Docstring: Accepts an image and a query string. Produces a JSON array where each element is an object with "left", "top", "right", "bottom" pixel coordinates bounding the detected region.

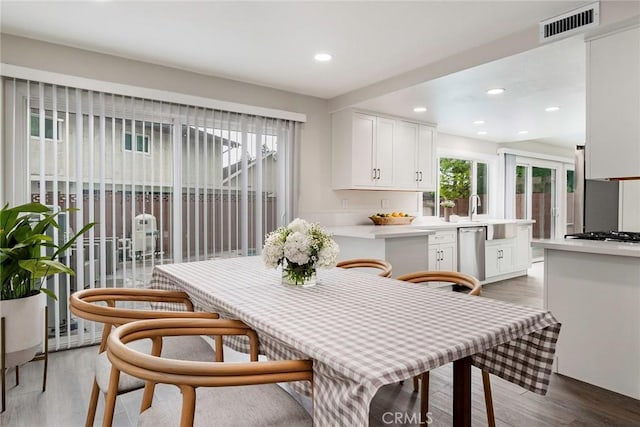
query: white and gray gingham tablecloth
[{"left": 148, "top": 257, "right": 561, "bottom": 426}]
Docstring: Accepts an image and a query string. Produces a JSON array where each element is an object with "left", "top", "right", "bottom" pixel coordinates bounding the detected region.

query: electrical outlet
[{"left": 381, "top": 199, "right": 389, "bottom": 209}]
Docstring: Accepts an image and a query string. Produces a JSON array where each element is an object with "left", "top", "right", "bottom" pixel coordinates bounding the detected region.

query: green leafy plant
[{"left": 1, "top": 202, "right": 95, "bottom": 300}]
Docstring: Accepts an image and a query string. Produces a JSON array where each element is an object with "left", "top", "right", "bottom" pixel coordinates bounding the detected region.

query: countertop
[
  {"left": 328, "top": 219, "right": 534, "bottom": 240},
  {"left": 532, "top": 238, "right": 640, "bottom": 258}
]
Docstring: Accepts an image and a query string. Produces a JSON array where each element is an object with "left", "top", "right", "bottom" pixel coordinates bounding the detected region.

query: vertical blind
[{"left": 1, "top": 77, "right": 300, "bottom": 349}]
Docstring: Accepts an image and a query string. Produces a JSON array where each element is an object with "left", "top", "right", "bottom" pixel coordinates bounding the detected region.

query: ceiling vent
[{"left": 540, "top": 2, "right": 600, "bottom": 43}]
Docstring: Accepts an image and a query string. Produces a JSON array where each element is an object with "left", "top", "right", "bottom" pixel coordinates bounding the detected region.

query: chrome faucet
[{"left": 468, "top": 194, "right": 481, "bottom": 221}]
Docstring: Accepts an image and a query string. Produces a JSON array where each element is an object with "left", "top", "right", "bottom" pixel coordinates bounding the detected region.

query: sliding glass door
[
  {"left": 531, "top": 166, "right": 557, "bottom": 258},
  {"left": 2, "top": 78, "right": 298, "bottom": 349}
]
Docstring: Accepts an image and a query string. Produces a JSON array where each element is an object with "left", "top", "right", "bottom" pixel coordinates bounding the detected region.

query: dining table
[{"left": 148, "top": 256, "right": 561, "bottom": 427}]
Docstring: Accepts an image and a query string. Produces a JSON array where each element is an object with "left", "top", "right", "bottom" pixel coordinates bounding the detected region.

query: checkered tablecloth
[{"left": 148, "top": 257, "right": 561, "bottom": 426}]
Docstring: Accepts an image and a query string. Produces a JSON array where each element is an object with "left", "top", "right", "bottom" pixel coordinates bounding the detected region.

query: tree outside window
[
  {"left": 439, "top": 158, "right": 471, "bottom": 216},
  {"left": 437, "top": 157, "right": 489, "bottom": 217}
]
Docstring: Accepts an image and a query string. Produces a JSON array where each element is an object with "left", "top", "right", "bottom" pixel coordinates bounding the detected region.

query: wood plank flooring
[{"left": 2, "top": 262, "right": 639, "bottom": 426}]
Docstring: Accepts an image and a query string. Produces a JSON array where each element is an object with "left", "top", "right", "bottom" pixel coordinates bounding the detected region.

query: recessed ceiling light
[
  {"left": 477, "top": 131, "right": 488, "bottom": 135},
  {"left": 545, "top": 106, "right": 560, "bottom": 112},
  {"left": 518, "top": 130, "right": 529, "bottom": 135},
  {"left": 413, "top": 107, "right": 427, "bottom": 113},
  {"left": 473, "top": 120, "right": 485, "bottom": 125},
  {"left": 486, "top": 88, "right": 505, "bottom": 95},
  {"left": 314, "top": 53, "right": 332, "bottom": 62}
]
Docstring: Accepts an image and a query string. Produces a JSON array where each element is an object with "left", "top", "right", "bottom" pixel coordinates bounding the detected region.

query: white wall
[
  {"left": 437, "top": 133, "right": 499, "bottom": 157},
  {"left": 499, "top": 140, "right": 574, "bottom": 159}
]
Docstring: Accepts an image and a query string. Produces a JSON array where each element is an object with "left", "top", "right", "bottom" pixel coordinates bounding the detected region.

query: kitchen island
[
  {"left": 328, "top": 219, "right": 534, "bottom": 281},
  {"left": 532, "top": 239, "right": 640, "bottom": 399}
]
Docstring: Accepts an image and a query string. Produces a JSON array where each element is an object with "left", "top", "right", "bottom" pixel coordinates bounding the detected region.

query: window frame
[
  {"left": 431, "top": 149, "right": 497, "bottom": 219},
  {"left": 123, "top": 132, "right": 151, "bottom": 155},
  {"left": 30, "top": 112, "right": 64, "bottom": 142}
]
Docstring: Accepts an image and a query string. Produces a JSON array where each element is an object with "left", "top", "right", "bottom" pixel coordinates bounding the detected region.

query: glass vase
[{"left": 281, "top": 260, "right": 317, "bottom": 287}]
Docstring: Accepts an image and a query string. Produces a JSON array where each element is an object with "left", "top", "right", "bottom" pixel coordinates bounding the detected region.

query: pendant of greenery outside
[{"left": 1, "top": 202, "right": 95, "bottom": 301}]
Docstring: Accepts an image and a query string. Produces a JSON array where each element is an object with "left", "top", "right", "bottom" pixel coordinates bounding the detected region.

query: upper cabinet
[
  {"left": 394, "top": 121, "right": 437, "bottom": 191},
  {"left": 587, "top": 26, "right": 640, "bottom": 179},
  {"left": 332, "top": 109, "right": 437, "bottom": 191}
]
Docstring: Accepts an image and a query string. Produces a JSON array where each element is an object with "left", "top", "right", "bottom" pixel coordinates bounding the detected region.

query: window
[
  {"left": 124, "top": 132, "right": 150, "bottom": 153},
  {"left": 30, "top": 112, "right": 63, "bottom": 141},
  {"left": 437, "top": 157, "right": 489, "bottom": 217},
  {"left": 515, "top": 165, "right": 527, "bottom": 219}
]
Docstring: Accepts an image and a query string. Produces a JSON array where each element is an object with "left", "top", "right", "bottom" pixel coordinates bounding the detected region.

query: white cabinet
[
  {"left": 332, "top": 109, "right": 437, "bottom": 190},
  {"left": 394, "top": 121, "right": 437, "bottom": 191},
  {"left": 428, "top": 230, "right": 457, "bottom": 271},
  {"left": 485, "top": 239, "right": 515, "bottom": 278},
  {"left": 587, "top": 26, "right": 640, "bottom": 179},
  {"left": 335, "top": 112, "right": 395, "bottom": 188},
  {"left": 333, "top": 111, "right": 393, "bottom": 189},
  {"left": 513, "top": 224, "right": 532, "bottom": 271},
  {"left": 417, "top": 125, "right": 437, "bottom": 190}
]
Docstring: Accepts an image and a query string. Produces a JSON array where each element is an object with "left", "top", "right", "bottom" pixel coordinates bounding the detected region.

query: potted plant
[
  {"left": 1, "top": 202, "right": 94, "bottom": 367},
  {"left": 440, "top": 200, "right": 455, "bottom": 222}
]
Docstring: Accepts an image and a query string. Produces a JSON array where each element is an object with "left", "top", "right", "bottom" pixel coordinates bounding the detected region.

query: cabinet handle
[
  {"left": 419, "top": 171, "right": 423, "bottom": 181},
  {"left": 416, "top": 171, "right": 419, "bottom": 182},
  {"left": 377, "top": 168, "right": 381, "bottom": 179},
  {"left": 372, "top": 168, "right": 376, "bottom": 180}
]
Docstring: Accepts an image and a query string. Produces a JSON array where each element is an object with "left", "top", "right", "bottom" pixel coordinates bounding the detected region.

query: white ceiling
[
  {"left": 356, "top": 36, "right": 586, "bottom": 146},
  {"left": 1, "top": 1, "right": 590, "bottom": 147}
]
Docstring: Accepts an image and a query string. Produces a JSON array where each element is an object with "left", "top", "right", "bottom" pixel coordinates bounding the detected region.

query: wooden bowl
[{"left": 369, "top": 216, "right": 415, "bottom": 225}]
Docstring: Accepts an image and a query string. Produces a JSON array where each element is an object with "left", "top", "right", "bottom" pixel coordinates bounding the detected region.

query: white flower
[
  {"left": 316, "top": 239, "right": 339, "bottom": 268},
  {"left": 262, "top": 229, "right": 286, "bottom": 268},
  {"left": 288, "top": 218, "right": 309, "bottom": 234},
  {"left": 284, "top": 231, "right": 312, "bottom": 265},
  {"left": 262, "top": 218, "right": 340, "bottom": 273}
]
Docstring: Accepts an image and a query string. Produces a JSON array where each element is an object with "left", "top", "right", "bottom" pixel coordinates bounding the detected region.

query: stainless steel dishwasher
[{"left": 458, "top": 226, "right": 486, "bottom": 281}]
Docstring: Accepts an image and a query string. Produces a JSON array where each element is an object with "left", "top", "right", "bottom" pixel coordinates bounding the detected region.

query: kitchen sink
[{"left": 486, "top": 223, "right": 517, "bottom": 240}]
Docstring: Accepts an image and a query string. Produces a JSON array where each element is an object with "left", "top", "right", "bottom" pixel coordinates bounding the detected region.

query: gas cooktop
[{"left": 565, "top": 231, "right": 640, "bottom": 243}]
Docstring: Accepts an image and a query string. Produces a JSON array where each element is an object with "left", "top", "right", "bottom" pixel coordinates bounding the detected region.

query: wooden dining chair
[
  {"left": 395, "top": 271, "right": 495, "bottom": 427},
  {"left": 106, "top": 317, "right": 313, "bottom": 427},
  {"left": 70, "top": 288, "right": 222, "bottom": 427},
  {"left": 336, "top": 258, "right": 393, "bottom": 277}
]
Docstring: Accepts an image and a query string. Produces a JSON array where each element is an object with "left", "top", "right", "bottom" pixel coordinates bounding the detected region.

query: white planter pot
[{"left": 1, "top": 292, "right": 46, "bottom": 368}]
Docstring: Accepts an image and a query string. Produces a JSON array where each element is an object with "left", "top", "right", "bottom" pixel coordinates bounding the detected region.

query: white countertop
[
  {"left": 532, "top": 238, "right": 640, "bottom": 258},
  {"left": 327, "top": 225, "right": 436, "bottom": 239},
  {"left": 328, "top": 219, "right": 534, "bottom": 240}
]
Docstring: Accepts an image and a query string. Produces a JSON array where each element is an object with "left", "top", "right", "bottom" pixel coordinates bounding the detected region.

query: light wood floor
[{"left": 2, "top": 263, "right": 639, "bottom": 426}]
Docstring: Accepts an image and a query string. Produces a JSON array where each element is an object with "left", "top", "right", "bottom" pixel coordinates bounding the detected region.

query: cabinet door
[
  {"left": 499, "top": 244, "right": 514, "bottom": 273},
  {"left": 417, "top": 125, "right": 437, "bottom": 190},
  {"left": 485, "top": 244, "right": 500, "bottom": 278},
  {"left": 375, "top": 117, "right": 395, "bottom": 186},
  {"left": 438, "top": 244, "right": 456, "bottom": 271},
  {"left": 587, "top": 27, "right": 640, "bottom": 179},
  {"left": 428, "top": 246, "right": 439, "bottom": 271},
  {"left": 514, "top": 225, "right": 531, "bottom": 271},
  {"left": 394, "top": 121, "right": 418, "bottom": 188},
  {"left": 352, "top": 113, "right": 376, "bottom": 186}
]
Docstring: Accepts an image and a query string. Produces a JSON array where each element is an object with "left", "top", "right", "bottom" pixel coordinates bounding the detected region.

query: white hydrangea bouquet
[{"left": 262, "top": 218, "right": 339, "bottom": 286}]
